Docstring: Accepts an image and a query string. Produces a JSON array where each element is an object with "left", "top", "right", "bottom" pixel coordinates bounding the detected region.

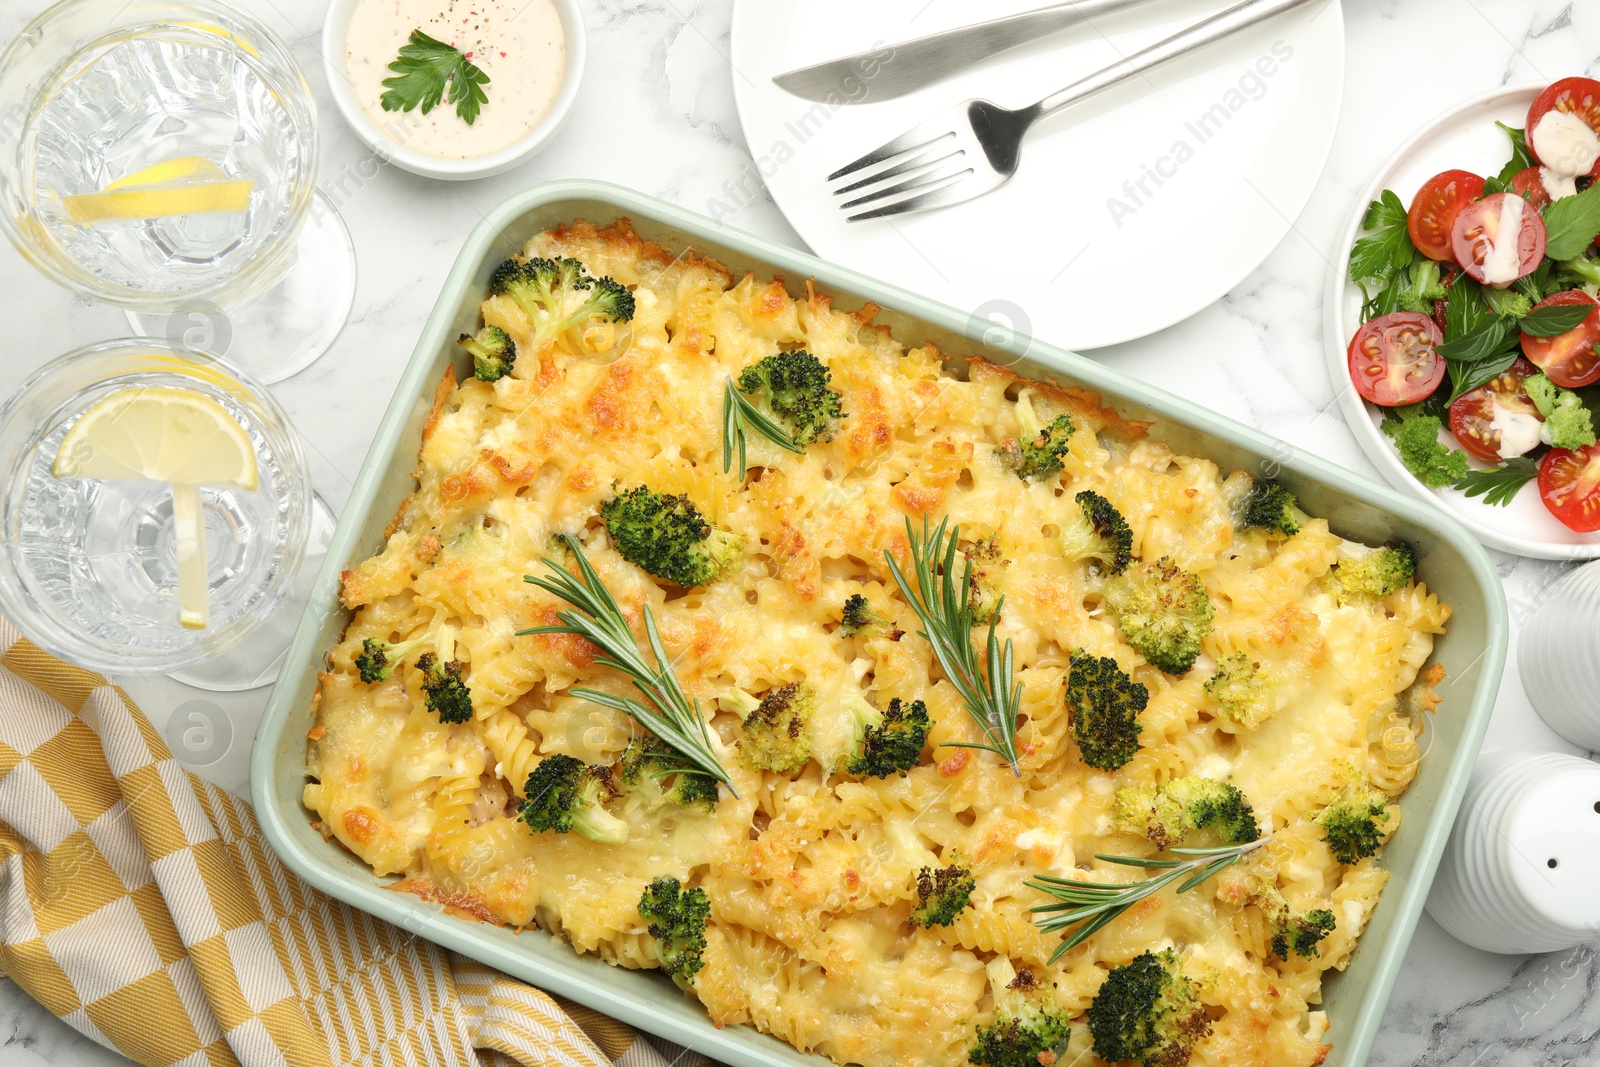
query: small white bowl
[{"left": 321, "top": 0, "right": 585, "bottom": 180}]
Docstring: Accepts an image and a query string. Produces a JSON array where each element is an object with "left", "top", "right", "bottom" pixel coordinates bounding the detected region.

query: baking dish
[{"left": 251, "top": 179, "right": 1508, "bottom": 1067}]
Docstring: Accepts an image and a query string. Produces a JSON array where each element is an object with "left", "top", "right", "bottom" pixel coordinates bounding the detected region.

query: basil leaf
[
  {"left": 1453, "top": 457, "right": 1539, "bottom": 507},
  {"left": 1436, "top": 316, "right": 1513, "bottom": 362},
  {"left": 1520, "top": 301, "right": 1595, "bottom": 337},
  {"left": 1542, "top": 181, "right": 1600, "bottom": 261},
  {"left": 1349, "top": 191, "right": 1415, "bottom": 284},
  {"left": 1491, "top": 123, "right": 1534, "bottom": 186},
  {"left": 1448, "top": 353, "right": 1520, "bottom": 402},
  {"left": 1443, "top": 275, "right": 1489, "bottom": 341}
]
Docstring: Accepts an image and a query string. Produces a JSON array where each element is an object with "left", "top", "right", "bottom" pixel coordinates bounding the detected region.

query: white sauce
[
  {"left": 1488, "top": 398, "right": 1543, "bottom": 459},
  {"left": 1477, "top": 194, "right": 1527, "bottom": 286},
  {"left": 345, "top": 0, "right": 566, "bottom": 160},
  {"left": 1540, "top": 166, "right": 1579, "bottom": 202},
  {"left": 1531, "top": 109, "right": 1600, "bottom": 179}
]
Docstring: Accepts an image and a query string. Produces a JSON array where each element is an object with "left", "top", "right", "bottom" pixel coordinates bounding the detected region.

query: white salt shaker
[
  {"left": 1427, "top": 751, "right": 1600, "bottom": 954},
  {"left": 1518, "top": 560, "right": 1600, "bottom": 750}
]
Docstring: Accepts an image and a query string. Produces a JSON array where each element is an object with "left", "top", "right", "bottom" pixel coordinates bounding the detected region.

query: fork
[{"left": 829, "top": 0, "right": 1321, "bottom": 221}]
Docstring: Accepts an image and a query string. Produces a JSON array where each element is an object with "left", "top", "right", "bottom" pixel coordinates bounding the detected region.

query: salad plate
[
  {"left": 729, "top": 0, "right": 1344, "bottom": 351},
  {"left": 1327, "top": 83, "right": 1600, "bottom": 560}
]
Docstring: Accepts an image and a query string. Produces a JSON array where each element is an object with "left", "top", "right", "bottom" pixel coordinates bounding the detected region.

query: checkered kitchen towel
[{"left": 0, "top": 618, "right": 712, "bottom": 1067}]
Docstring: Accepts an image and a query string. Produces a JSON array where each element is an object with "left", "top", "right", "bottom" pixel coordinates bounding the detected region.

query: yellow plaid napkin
[{"left": 0, "top": 618, "right": 712, "bottom": 1067}]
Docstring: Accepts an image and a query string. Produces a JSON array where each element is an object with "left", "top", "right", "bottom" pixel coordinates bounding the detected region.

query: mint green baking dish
[{"left": 251, "top": 179, "right": 1508, "bottom": 1067}]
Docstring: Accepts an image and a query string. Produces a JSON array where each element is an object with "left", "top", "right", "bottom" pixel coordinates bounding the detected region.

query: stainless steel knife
[{"left": 771, "top": 0, "right": 1150, "bottom": 104}]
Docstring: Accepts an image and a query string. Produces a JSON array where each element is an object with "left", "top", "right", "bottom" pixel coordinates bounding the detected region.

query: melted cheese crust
[{"left": 306, "top": 219, "right": 1452, "bottom": 1067}]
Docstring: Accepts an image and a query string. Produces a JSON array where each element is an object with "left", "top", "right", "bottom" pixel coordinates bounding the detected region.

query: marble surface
[{"left": 1, "top": 0, "right": 1598, "bottom": 1064}]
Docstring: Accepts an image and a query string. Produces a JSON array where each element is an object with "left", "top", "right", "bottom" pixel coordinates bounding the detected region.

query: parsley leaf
[
  {"left": 1541, "top": 181, "right": 1600, "bottom": 261},
  {"left": 380, "top": 29, "right": 491, "bottom": 126},
  {"left": 1349, "top": 191, "right": 1416, "bottom": 287},
  {"left": 1453, "top": 457, "right": 1539, "bottom": 507},
  {"left": 1519, "top": 301, "right": 1596, "bottom": 337}
]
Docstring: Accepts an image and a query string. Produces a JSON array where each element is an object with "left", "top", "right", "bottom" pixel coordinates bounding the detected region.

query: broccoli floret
[
  {"left": 964, "top": 535, "right": 1009, "bottom": 624},
  {"left": 1556, "top": 253, "right": 1600, "bottom": 290},
  {"left": 1381, "top": 414, "right": 1470, "bottom": 488},
  {"left": 518, "top": 753, "right": 629, "bottom": 844},
  {"left": 1330, "top": 541, "right": 1417, "bottom": 603},
  {"left": 1255, "top": 886, "right": 1336, "bottom": 961},
  {"left": 354, "top": 623, "right": 455, "bottom": 684},
  {"left": 619, "top": 737, "right": 719, "bottom": 811},
  {"left": 1526, "top": 374, "right": 1598, "bottom": 450},
  {"left": 1318, "top": 781, "right": 1394, "bottom": 864},
  {"left": 910, "top": 862, "right": 975, "bottom": 928},
  {"left": 1482, "top": 282, "right": 1532, "bottom": 320},
  {"left": 1003, "top": 391, "right": 1075, "bottom": 481},
  {"left": 599, "top": 485, "right": 744, "bottom": 587},
  {"left": 1105, "top": 557, "right": 1214, "bottom": 676},
  {"left": 637, "top": 876, "right": 711, "bottom": 987},
  {"left": 356, "top": 625, "right": 473, "bottom": 720},
  {"left": 1202, "top": 653, "right": 1277, "bottom": 730},
  {"left": 846, "top": 697, "right": 931, "bottom": 779},
  {"left": 415, "top": 652, "right": 474, "bottom": 724},
  {"left": 1112, "top": 776, "right": 1261, "bottom": 850},
  {"left": 1066, "top": 650, "right": 1149, "bottom": 771},
  {"left": 839, "top": 593, "right": 903, "bottom": 639},
  {"left": 488, "top": 255, "right": 634, "bottom": 358},
  {"left": 457, "top": 325, "right": 516, "bottom": 381},
  {"left": 737, "top": 682, "right": 815, "bottom": 774},
  {"left": 1238, "top": 480, "right": 1312, "bottom": 538},
  {"left": 969, "top": 971, "right": 1071, "bottom": 1067},
  {"left": 1062, "top": 490, "right": 1133, "bottom": 575},
  {"left": 736, "top": 350, "right": 845, "bottom": 447},
  {"left": 1087, "top": 950, "right": 1211, "bottom": 1067},
  {"left": 1395, "top": 257, "right": 1448, "bottom": 316}
]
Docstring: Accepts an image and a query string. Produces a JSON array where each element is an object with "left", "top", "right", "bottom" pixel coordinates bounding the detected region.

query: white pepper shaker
[
  {"left": 1518, "top": 560, "right": 1600, "bottom": 750},
  {"left": 1426, "top": 751, "right": 1600, "bottom": 954}
]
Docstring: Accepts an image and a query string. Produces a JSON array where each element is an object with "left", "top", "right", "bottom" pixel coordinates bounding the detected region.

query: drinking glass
[
  {"left": 0, "top": 0, "right": 356, "bottom": 384},
  {"left": 0, "top": 339, "right": 311, "bottom": 677}
]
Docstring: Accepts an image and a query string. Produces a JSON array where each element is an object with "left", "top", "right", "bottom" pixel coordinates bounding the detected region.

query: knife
[{"left": 771, "top": 0, "right": 1151, "bottom": 104}]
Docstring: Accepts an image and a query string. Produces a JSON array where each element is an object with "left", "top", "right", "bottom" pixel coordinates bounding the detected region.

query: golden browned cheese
[{"left": 305, "top": 219, "right": 1452, "bottom": 1067}]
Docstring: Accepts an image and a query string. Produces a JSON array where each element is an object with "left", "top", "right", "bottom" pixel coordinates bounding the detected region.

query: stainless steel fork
[{"left": 829, "top": 0, "right": 1321, "bottom": 222}]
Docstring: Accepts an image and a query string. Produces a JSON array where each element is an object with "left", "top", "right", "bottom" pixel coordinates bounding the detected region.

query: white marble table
[{"left": 2, "top": 0, "right": 1597, "bottom": 1064}]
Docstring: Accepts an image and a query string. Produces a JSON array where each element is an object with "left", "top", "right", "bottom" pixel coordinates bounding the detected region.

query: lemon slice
[
  {"left": 62, "top": 156, "right": 253, "bottom": 224},
  {"left": 54, "top": 387, "right": 259, "bottom": 629}
]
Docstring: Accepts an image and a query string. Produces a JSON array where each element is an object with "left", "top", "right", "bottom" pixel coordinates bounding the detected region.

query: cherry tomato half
[
  {"left": 1539, "top": 443, "right": 1600, "bottom": 532},
  {"left": 1526, "top": 77, "right": 1600, "bottom": 165},
  {"left": 1408, "top": 170, "right": 1486, "bottom": 263},
  {"left": 1451, "top": 192, "right": 1547, "bottom": 287},
  {"left": 1348, "top": 312, "right": 1446, "bottom": 407},
  {"left": 1521, "top": 290, "right": 1600, "bottom": 388},
  {"left": 1448, "top": 358, "right": 1543, "bottom": 463},
  {"left": 1510, "top": 166, "right": 1554, "bottom": 210}
]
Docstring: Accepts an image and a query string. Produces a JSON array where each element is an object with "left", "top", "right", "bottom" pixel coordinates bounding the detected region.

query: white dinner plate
[
  {"left": 1325, "top": 84, "right": 1600, "bottom": 561},
  {"left": 729, "top": 0, "right": 1344, "bottom": 351}
]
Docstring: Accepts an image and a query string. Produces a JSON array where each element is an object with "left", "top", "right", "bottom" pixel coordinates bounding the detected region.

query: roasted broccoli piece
[
  {"left": 1003, "top": 391, "right": 1076, "bottom": 481},
  {"left": 1238, "top": 480, "right": 1312, "bottom": 538},
  {"left": 846, "top": 697, "right": 931, "bottom": 779},
  {"left": 1105, "top": 557, "right": 1214, "bottom": 675},
  {"left": 415, "top": 652, "right": 474, "bottom": 724},
  {"left": 619, "top": 737, "right": 719, "bottom": 811},
  {"left": 1087, "top": 950, "right": 1211, "bottom": 1067},
  {"left": 1112, "top": 776, "right": 1261, "bottom": 850},
  {"left": 599, "top": 485, "right": 744, "bottom": 587},
  {"left": 518, "top": 754, "right": 629, "bottom": 844},
  {"left": 1330, "top": 541, "right": 1417, "bottom": 604},
  {"left": 736, "top": 350, "right": 845, "bottom": 447},
  {"left": 1381, "top": 414, "right": 1470, "bottom": 489},
  {"left": 736, "top": 682, "right": 815, "bottom": 774},
  {"left": 910, "top": 862, "right": 975, "bottom": 928},
  {"left": 356, "top": 625, "right": 473, "bottom": 720},
  {"left": 1066, "top": 650, "right": 1149, "bottom": 772},
  {"left": 969, "top": 970, "right": 1071, "bottom": 1067},
  {"left": 637, "top": 876, "right": 711, "bottom": 987},
  {"left": 1202, "top": 653, "right": 1277, "bottom": 730},
  {"left": 354, "top": 624, "right": 452, "bottom": 684},
  {"left": 1062, "top": 490, "right": 1133, "bottom": 575},
  {"left": 964, "top": 534, "right": 1009, "bottom": 625},
  {"left": 1255, "top": 886, "right": 1337, "bottom": 961},
  {"left": 1318, "top": 781, "right": 1394, "bottom": 864},
  {"left": 1526, "top": 374, "right": 1598, "bottom": 450},
  {"left": 839, "top": 593, "right": 902, "bottom": 639},
  {"left": 457, "top": 325, "right": 517, "bottom": 381},
  {"left": 488, "top": 255, "right": 634, "bottom": 358}
]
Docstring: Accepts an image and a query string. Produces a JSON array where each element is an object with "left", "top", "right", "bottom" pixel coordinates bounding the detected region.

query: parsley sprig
[{"left": 380, "top": 29, "right": 491, "bottom": 126}]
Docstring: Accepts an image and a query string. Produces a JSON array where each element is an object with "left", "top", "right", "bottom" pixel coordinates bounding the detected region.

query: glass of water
[
  {"left": 0, "top": 339, "right": 311, "bottom": 676},
  {"left": 0, "top": 0, "right": 356, "bottom": 383}
]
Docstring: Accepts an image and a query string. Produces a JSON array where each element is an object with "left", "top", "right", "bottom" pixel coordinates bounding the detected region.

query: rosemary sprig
[
  {"left": 722, "top": 377, "right": 804, "bottom": 474},
  {"left": 518, "top": 535, "right": 737, "bottom": 796},
  {"left": 884, "top": 516, "right": 1023, "bottom": 775},
  {"left": 1029, "top": 838, "right": 1271, "bottom": 961}
]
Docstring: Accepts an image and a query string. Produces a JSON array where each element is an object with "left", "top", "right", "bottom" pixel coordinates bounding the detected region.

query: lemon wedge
[{"left": 54, "top": 387, "right": 259, "bottom": 630}]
